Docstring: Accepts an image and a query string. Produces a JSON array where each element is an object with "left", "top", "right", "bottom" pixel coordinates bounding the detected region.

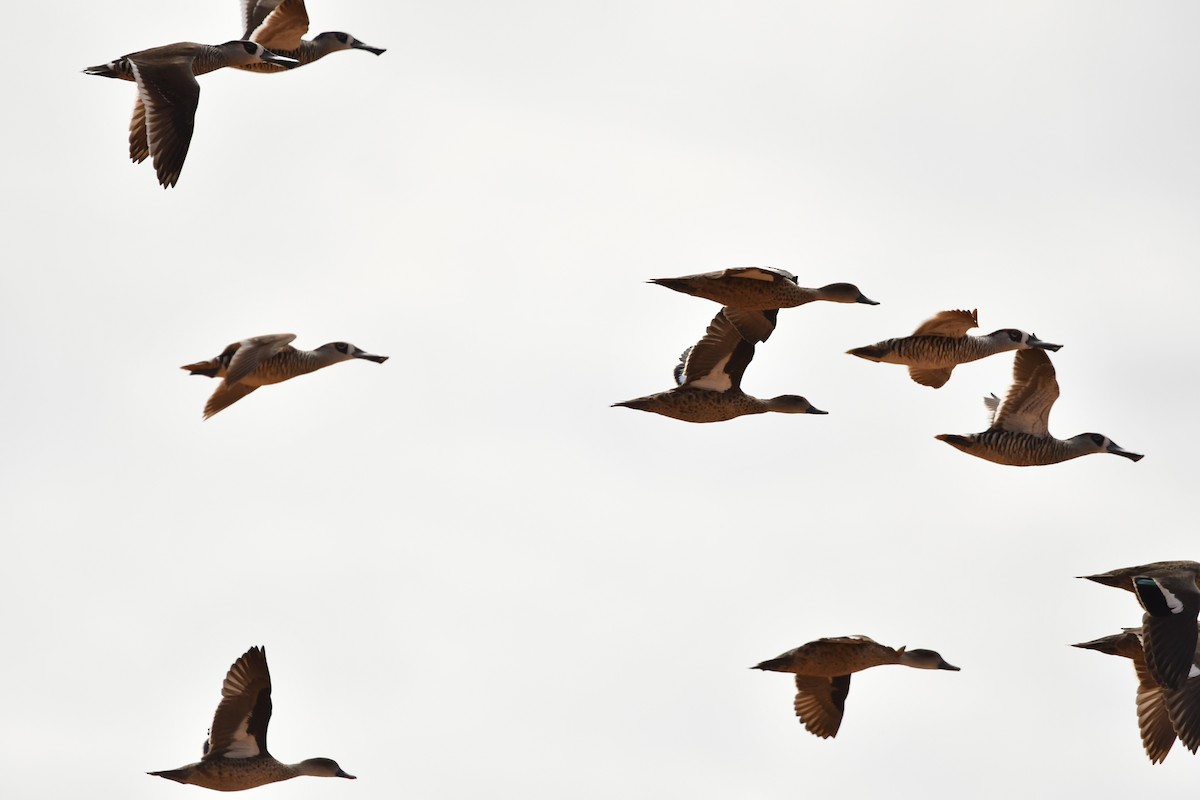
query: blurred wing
[
  {"left": 912, "top": 309, "right": 978, "bottom": 337},
  {"left": 204, "top": 382, "right": 260, "bottom": 419},
  {"left": 224, "top": 333, "right": 296, "bottom": 386},
  {"left": 246, "top": 0, "right": 310, "bottom": 50},
  {"left": 990, "top": 349, "right": 1058, "bottom": 435},
  {"left": 793, "top": 674, "right": 850, "bottom": 738},
  {"left": 983, "top": 393, "right": 1001, "bottom": 426},
  {"left": 204, "top": 647, "right": 273, "bottom": 760},
  {"left": 128, "top": 61, "right": 200, "bottom": 188},
  {"left": 679, "top": 310, "right": 755, "bottom": 391}
]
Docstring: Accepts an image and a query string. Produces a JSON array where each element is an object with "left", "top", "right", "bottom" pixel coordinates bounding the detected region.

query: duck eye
[
  {"left": 1091, "top": 434, "right": 1105, "bottom": 445},
  {"left": 336, "top": 32, "right": 349, "bottom": 43},
  {"left": 336, "top": 343, "right": 348, "bottom": 353},
  {"left": 1009, "top": 330, "right": 1022, "bottom": 341},
  {"left": 242, "top": 42, "right": 257, "bottom": 55}
]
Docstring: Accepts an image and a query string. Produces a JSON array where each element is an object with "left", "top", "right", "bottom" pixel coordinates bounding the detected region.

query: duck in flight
[
  {"left": 182, "top": 333, "right": 388, "bottom": 418},
  {"left": 935, "top": 348, "right": 1142, "bottom": 466},
  {"left": 847, "top": 308, "right": 1061, "bottom": 388},
  {"left": 612, "top": 308, "right": 826, "bottom": 423},
  {"left": 234, "top": 0, "right": 386, "bottom": 72},
  {"left": 148, "top": 646, "right": 356, "bottom": 791},
  {"left": 1074, "top": 626, "right": 1200, "bottom": 763},
  {"left": 84, "top": 41, "right": 298, "bottom": 187},
  {"left": 753, "top": 635, "right": 960, "bottom": 739}
]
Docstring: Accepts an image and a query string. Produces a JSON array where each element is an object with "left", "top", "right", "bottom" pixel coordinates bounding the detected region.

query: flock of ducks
[
  {"left": 78, "top": 2, "right": 1174, "bottom": 790},
  {"left": 615, "top": 266, "right": 1144, "bottom": 467},
  {"left": 84, "top": 0, "right": 385, "bottom": 187}
]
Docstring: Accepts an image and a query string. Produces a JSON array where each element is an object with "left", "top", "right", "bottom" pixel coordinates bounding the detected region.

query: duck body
[
  {"left": 612, "top": 308, "right": 825, "bottom": 423},
  {"left": 83, "top": 41, "right": 298, "bottom": 187},
  {"left": 183, "top": 333, "right": 388, "bottom": 418},
  {"left": 847, "top": 309, "right": 1061, "bottom": 388},
  {"left": 649, "top": 267, "right": 877, "bottom": 311},
  {"left": 231, "top": 0, "right": 386, "bottom": 73},
  {"left": 613, "top": 386, "right": 811, "bottom": 423},
  {"left": 935, "top": 429, "right": 1133, "bottom": 467},
  {"left": 149, "top": 756, "right": 347, "bottom": 792},
  {"left": 753, "top": 636, "right": 959, "bottom": 739},
  {"left": 936, "top": 348, "right": 1142, "bottom": 466},
  {"left": 149, "top": 646, "right": 355, "bottom": 792}
]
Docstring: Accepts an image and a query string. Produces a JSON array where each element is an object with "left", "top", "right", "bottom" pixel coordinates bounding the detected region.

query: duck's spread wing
[
  {"left": 678, "top": 310, "right": 755, "bottom": 391},
  {"left": 1131, "top": 656, "right": 1177, "bottom": 763},
  {"left": 128, "top": 60, "right": 201, "bottom": 188},
  {"left": 245, "top": 0, "right": 310, "bottom": 50},
  {"left": 722, "top": 307, "right": 779, "bottom": 344},
  {"left": 224, "top": 333, "right": 297, "bottom": 387},
  {"left": 912, "top": 309, "right": 978, "bottom": 338},
  {"left": 1164, "top": 666, "right": 1200, "bottom": 753},
  {"left": 990, "top": 349, "right": 1058, "bottom": 436},
  {"left": 793, "top": 674, "right": 850, "bottom": 738},
  {"left": 204, "top": 646, "right": 273, "bottom": 760}
]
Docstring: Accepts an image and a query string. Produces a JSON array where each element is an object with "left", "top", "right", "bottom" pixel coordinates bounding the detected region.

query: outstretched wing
[
  {"left": 990, "top": 349, "right": 1058, "bottom": 436},
  {"left": 224, "top": 333, "right": 297, "bottom": 387},
  {"left": 677, "top": 310, "right": 756, "bottom": 391},
  {"left": 793, "top": 674, "right": 851, "bottom": 739},
  {"left": 203, "top": 646, "right": 273, "bottom": 760}
]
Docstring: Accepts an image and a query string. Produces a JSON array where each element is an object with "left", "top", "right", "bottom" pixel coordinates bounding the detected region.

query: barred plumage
[
  {"left": 847, "top": 309, "right": 1060, "bottom": 388},
  {"left": 936, "top": 349, "right": 1142, "bottom": 466}
]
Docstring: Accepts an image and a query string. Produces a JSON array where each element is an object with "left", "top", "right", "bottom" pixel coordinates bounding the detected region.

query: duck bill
[
  {"left": 354, "top": 352, "right": 389, "bottom": 364},
  {"left": 1107, "top": 442, "right": 1144, "bottom": 461},
  {"left": 938, "top": 660, "right": 961, "bottom": 671},
  {"left": 261, "top": 51, "right": 300, "bottom": 69},
  {"left": 1028, "top": 335, "right": 1062, "bottom": 352},
  {"left": 336, "top": 769, "right": 357, "bottom": 780},
  {"left": 352, "top": 41, "right": 387, "bottom": 55},
  {"left": 856, "top": 294, "right": 880, "bottom": 305},
  {"left": 807, "top": 406, "right": 829, "bottom": 415}
]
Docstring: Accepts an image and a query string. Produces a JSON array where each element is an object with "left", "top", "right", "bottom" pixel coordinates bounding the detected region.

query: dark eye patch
[
  {"left": 336, "top": 342, "right": 348, "bottom": 353},
  {"left": 335, "top": 32, "right": 349, "bottom": 43},
  {"left": 242, "top": 41, "right": 258, "bottom": 55}
]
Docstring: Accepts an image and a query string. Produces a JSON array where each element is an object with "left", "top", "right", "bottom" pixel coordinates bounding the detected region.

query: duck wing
[
  {"left": 989, "top": 349, "right": 1058, "bottom": 436},
  {"left": 676, "top": 310, "right": 756, "bottom": 392},
  {"left": 203, "top": 646, "right": 273, "bottom": 760},
  {"left": 911, "top": 309, "right": 978, "bottom": 337},
  {"left": 224, "top": 333, "right": 297, "bottom": 387},
  {"left": 793, "top": 674, "right": 850, "bottom": 738},
  {"left": 1135, "top": 575, "right": 1200, "bottom": 690},
  {"left": 127, "top": 58, "right": 201, "bottom": 188},
  {"left": 243, "top": 0, "right": 310, "bottom": 51},
  {"left": 722, "top": 307, "right": 779, "bottom": 344}
]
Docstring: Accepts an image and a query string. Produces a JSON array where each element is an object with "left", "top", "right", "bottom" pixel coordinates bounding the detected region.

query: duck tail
[
  {"left": 611, "top": 398, "right": 650, "bottom": 412},
  {"left": 647, "top": 278, "right": 693, "bottom": 295},
  {"left": 181, "top": 358, "right": 221, "bottom": 377},
  {"left": 83, "top": 59, "right": 131, "bottom": 79},
  {"left": 147, "top": 769, "right": 191, "bottom": 784},
  {"left": 846, "top": 343, "right": 889, "bottom": 361}
]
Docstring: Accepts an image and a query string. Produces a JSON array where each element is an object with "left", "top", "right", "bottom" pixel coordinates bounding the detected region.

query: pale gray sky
[{"left": 3, "top": 1, "right": 1199, "bottom": 798}]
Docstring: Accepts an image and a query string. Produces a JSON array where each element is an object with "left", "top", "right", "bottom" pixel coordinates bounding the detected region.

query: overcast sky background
[{"left": 2, "top": 1, "right": 1198, "bottom": 797}]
